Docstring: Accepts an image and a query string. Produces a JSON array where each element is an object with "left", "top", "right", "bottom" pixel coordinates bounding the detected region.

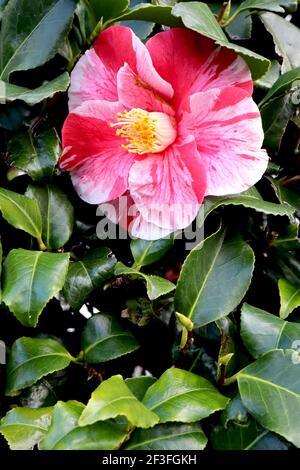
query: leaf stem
[
  {"left": 37, "top": 237, "right": 47, "bottom": 251},
  {"left": 223, "top": 372, "right": 239, "bottom": 386}
]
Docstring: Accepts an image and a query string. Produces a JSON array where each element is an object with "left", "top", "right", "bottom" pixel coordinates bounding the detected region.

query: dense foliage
[{"left": 0, "top": 0, "right": 299, "bottom": 451}]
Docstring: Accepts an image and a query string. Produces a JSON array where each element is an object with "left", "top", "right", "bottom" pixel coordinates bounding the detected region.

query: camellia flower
[{"left": 60, "top": 26, "right": 268, "bottom": 239}]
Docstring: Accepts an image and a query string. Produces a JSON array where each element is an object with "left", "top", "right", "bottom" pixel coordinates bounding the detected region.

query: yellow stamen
[{"left": 111, "top": 108, "right": 177, "bottom": 154}]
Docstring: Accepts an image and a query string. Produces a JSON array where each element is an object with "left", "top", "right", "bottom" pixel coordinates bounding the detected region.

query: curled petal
[
  {"left": 69, "top": 25, "right": 173, "bottom": 111},
  {"left": 117, "top": 63, "right": 174, "bottom": 115}
]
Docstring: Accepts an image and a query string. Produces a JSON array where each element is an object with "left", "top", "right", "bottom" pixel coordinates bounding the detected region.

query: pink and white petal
[
  {"left": 128, "top": 139, "right": 206, "bottom": 231},
  {"left": 146, "top": 28, "right": 253, "bottom": 109},
  {"left": 98, "top": 193, "right": 173, "bottom": 240},
  {"left": 61, "top": 100, "right": 133, "bottom": 204},
  {"left": 68, "top": 25, "right": 173, "bottom": 111},
  {"left": 179, "top": 87, "right": 268, "bottom": 195},
  {"left": 94, "top": 26, "right": 173, "bottom": 99},
  {"left": 117, "top": 63, "right": 174, "bottom": 115},
  {"left": 68, "top": 49, "right": 118, "bottom": 112},
  {"left": 129, "top": 212, "right": 175, "bottom": 240}
]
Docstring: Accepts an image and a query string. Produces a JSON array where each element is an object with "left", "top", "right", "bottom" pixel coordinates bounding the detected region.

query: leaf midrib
[
  {"left": 84, "top": 333, "right": 135, "bottom": 355},
  {"left": 239, "top": 373, "right": 300, "bottom": 398},
  {"left": 146, "top": 386, "right": 219, "bottom": 411},
  {"left": 0, "top": 0, "right": 66, "bottom": 79},
  {"left": 185, "top": 231, "right": 224, "bottom": 319},
  {"left": 127, "top": 429, "right": 205, "bottom": 449},
  {"left": 8, "top": 351, "right": 70, "bottom": 378}
]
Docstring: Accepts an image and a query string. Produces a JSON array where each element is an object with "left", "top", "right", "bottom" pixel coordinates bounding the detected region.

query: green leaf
[
  {"left": 261, "top": 93, "right": 297, "bottom": 149},
  {"left": 172, "top": 2, "right": 270, "bottom": 80},
  {"left": 126, "top": 422, "right": 207, "bottom": 450},
  {"left": 8, "top": 129, "right": 61, "bottom": 181},
  {"left": 260, "top": 12, "right": 300, "bottom": 73},
  {"left": 6, "top": 337, "right": 73, "bottom": 396},
  {"left": 259, "top": 66, "right": 300, "bottom": 107},
  {"left": 131, "top": 238, "right": 173, "bottom": 269},
  {"left": 90, "top": 0, "right": 129, "bottom": 21},
  {"left": 0, "top": 188, "right": 42, "bottom": 243},
  {"left": 226, "top": 9, "right": 252, "bottom": 40},
  {"left": 26, "top": 185, "right": 74, "bottom": 249},
  {"left": 143, "top": 368, "right": 229, "bottom": 423},
  {"left": 106, "top": 3, "right": 181, "bottom": 27},
  {"left": 115, "top": 262, "right": 175, "bottom": 301},
  {"left": 82, "top": 313, "right": 140, "bottom": 363},
  {"left": 0, "top": 73, "right": 70, "bottom": 105},
  {"left": 228, "top": 0, "right": 297, "bottom": 22},
  {"left": 255, "top": 60, "right": 281, "bottom": 90},
  {"left": 2, "top": 249, "right": 70, "bottom": 327},
  {"left": 0, "top": 407, "right": 52, "bottom": 450},
  {"left": 125, "top": 377, "right": 157, "bottom": 402},
  {"left": 40, "top": 401, "right": 128, "bottom": 450},
  {"left": 238, "top": 349, "right": 300, "bottom": 447},
  {"left": 0, "top": 0, "right": 77, "bottom": 80},
  {"left": 211, "top": 395, "right": 289, "bottom": 450},
  {"left": 278, "top": 278, "right": 300, "bottom": 319},
  {"left": 203, "top": 187, "right": 295, "bottom": 224},
  {"left": 79, "top": 375, "right": 159, "bottom": 428},
  {"left": 241, "top": 303, "right": 300, "bottom": 358},
  {"left": 175, "top": 230, "right": 255, "bottom": 328},
  {"left": 63, "top": 248, "right": 116, "bottom": 310}
]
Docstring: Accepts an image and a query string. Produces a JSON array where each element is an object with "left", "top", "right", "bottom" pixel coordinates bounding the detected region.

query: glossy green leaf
[
  {"left": 227, "top": 0, "right": 297, "bottom": 23},
  {"left": 63, "top": 248, "right": 116, "bottom": 309},
  {"left": 255, "top": 60, "right": 281, "bottom": 89},
  {"left": 278, "top": 278, "right": 300, "bottom": 319},
  {"left": 0, "top": 407, "right": 52, "bottom": 450},
  {"left": 172, "top": 2, "right": 270, "bottom": 80},
  {"left": 238, "top": 349, "right": 300, "bottom": 447},
  {"left": 143, "top": 368, "right": 229, "bottom": 423},
  {"left": 260, "top": 12, "right": 300, "bottom": 73},
  {"left": 259, "top": 67, "right": 300, "bottom": 107},
  {"left": 90, "top": 0, "right": 129, "bottom": 21},
  {"left": 241, "top": 303, "right": 300, "bottom": 358},
  {"left": 2, "top": 249, "right": 70, "bottom": 327},
  {"left": 211, "top": 395, "right": 289, "bottom": 450},
  {"left": 0, "top": 0, "right": 77, "bottom": 80},
  {"left": 0, "top": 73, "right": 70, "bottom": 105},
  {"left": 79, "top": 375, "right": 159, "bottom": 428},
  {"left": 226, "top": 9, "right": 252, "bottom": 40},
  {"left": 125, "top": 377, "right": 157, "bottom": 402},
  {"left": 8, "top": 129, "right": 61, "bottom": 181},
  {"left": 0, "top": 188, "right": 42, "bottom": 243},
  {"left": 203, "top": 187, "right": 295, "bottom": 223},
  {"left": 115, "top": 262, "right": 175, "bottom": 301},
  {"left": 40, "top": 401, "right": 128, "bottom": 450},
  {"left": 126, "top": 422, "right": 207, "bottom": 450},
  {"left": 131, "top": 238, "right": 173, "bottom": 269},
  {"left": 175, "top": 230, "right": 255, "bottom": 328},
  {"left": 26, "top": 185, "right": 74, "bottom": 249},
  {"left": 82, "top": 313, "right": 139, "bottom": 363},
  {"left": 261, "top": 93, "right": 297, "bottom": 149},
  {"left": 6, "top": 337, "right": 73, "bottom": 396},
  {"left": 106, "top": 3, "right": 181, "bottom": 27}
]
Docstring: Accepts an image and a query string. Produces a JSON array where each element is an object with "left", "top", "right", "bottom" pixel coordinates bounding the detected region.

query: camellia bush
[{"left": 0, "top": 0, "right": 299, "bottom": 452}]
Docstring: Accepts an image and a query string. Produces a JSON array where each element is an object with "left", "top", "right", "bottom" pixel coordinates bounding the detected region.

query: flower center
[{"left": 111, "top": 108, "right": 177, "bottom": 154}]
